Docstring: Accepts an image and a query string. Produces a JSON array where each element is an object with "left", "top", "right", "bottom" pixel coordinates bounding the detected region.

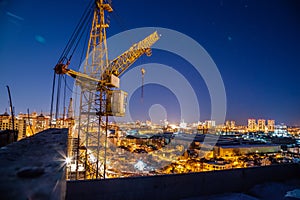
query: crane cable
[
  {"left": 58, "top": 0, "right": 94, "bottom": 63},
  {"left": 141, "top": 68, "right": 145, "bottom": 102},
  {"left": 55, "top": 74, "right": 62, "bottom": 121},
  {"left": 111, "top": 5, "right": 148, "bottom": 104},
  {"left": 60, "top": 10, "right": 93, "bottom": 121},
  {"left": 50, "top": 0, "right": 95, "bottom": 126}
]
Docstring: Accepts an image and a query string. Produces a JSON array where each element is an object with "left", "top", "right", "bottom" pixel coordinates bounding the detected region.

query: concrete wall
[
  {"left": 67, "top": 164, "right": 300, "bottom": 200},
  {"left": 0, "top": 128, "right": 68, "bottom": 200}
]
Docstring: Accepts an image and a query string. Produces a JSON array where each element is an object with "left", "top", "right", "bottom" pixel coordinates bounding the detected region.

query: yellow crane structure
[{"left": 53, "top": 0, "right": 159, "bottom": 180}]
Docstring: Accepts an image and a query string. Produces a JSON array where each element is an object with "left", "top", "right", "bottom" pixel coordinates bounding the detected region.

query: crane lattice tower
[{"left": 75, "top": 0, "right": 112, "bottom": 180}]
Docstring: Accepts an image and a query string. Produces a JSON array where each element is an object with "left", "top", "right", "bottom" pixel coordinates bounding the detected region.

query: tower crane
[
  {"left": 53, "top": 0, "right": 159, "bottom": 180},
  {"left": 54, "top": 31, "right": 159, "bottom": 89}
]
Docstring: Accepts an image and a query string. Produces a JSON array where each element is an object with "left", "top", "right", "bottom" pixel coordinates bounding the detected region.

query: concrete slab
[{"left": 0, "top": 128, "right": 68, "bottom": 200}]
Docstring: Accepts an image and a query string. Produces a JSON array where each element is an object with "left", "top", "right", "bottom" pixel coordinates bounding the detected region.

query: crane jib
[
  {"left": 105, "top": 31, "right": 160, "bottom": 76},
  {"left": 54, "top": 31, "right": 160, "bottom": 85},
  {"left": 136, "top": 31, "right": 160, "bottom": 51}
]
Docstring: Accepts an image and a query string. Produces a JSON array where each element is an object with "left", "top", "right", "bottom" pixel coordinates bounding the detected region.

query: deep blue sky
[{"left": 0, "top": 0, "right": 299, "bottom": 125}]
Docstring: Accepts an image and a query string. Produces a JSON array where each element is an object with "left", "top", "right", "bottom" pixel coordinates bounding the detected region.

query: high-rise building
[
  {"left": 205, "top": 120, "right": 216, "bottom": 129},
  {"left": 230, "top": 121, "right": 235, "bottom": 129},
  {"left": 1, "top": 110, "right": 72, "bottom": 141},
  {"left": 0, "top": 111, "right": 18, "bottom": 131},
  {"left": 17, "top": 112, "right": 37, "bottom": 138},
  {"left": 257, "top": 119, "right": 266, "bottom": 132},
  {"left": 0, "top": 111, "right": 11, "bottom": 130},
  {"left": 225, "top": 120, "right": 230, "bottom": 127},
  {"left": 17, "top": 117, "right": 26, "bottom": 140},
  {"left": 224, "top": 120, "right": 236, "bottom": 131},
  {"left": 248, "top": 119, "right": 256, "bottom": 132},
  {"left": 267, "top": 120, "right": 275, "bottom": 132},
  {"left": 36, "top": 113, "right": 48, "bottom": 133}
]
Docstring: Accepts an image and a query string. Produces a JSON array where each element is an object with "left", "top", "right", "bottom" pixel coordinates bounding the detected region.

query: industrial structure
[{"left": 51, "top": 0, "right": 159, "bottom": 179}]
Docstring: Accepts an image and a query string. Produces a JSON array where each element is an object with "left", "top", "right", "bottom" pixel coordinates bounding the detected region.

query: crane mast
[
  {"left": 74, "top": 0, "right": 112, "bottom": 180},
  {"left": 54, "top": 0, "right": 160, "bottom": 180}
]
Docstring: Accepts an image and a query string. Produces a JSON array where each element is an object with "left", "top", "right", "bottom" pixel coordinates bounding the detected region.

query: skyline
[{"left": 0, "top": 0, "right": 300, "bottom": 125}]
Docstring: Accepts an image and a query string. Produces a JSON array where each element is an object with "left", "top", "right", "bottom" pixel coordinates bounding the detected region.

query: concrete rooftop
[{"left": 0, "top": 128, "right": 68, "bottom": 200}]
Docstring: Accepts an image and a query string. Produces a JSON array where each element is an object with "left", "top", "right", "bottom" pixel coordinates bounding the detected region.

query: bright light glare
[
  {"left": 65, "top": 157, "right": 72, "bottom": 165},
  {"left": 169, "top": 124, "right": 178, "bottom": 129}
]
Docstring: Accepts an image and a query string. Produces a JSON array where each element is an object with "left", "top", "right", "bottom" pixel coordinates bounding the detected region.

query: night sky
[{"left": 0, "top": 0, "right": 299, "bottom": 125}]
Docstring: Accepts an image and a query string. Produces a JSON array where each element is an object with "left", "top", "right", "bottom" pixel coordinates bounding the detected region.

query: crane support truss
[
  {"left": 56, "top": 0, "right": 160, "bottom": 180},
  {"left": 75, "top": 0, "right": 112, "bottom": 180}
]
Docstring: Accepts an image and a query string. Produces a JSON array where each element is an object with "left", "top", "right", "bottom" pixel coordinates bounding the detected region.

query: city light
[
  {"left": 134, "top": 160, "right": 146, "bottom": 171},
  {"left": 1, "top": 109, "right": 300, "bottom": 179}
]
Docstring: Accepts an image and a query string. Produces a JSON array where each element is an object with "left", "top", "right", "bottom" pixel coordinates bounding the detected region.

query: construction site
[{"left": 1, "top": 0, "right": 300, "bottom": 199}]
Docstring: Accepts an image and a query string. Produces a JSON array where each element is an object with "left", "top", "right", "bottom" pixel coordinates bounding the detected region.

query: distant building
[
  {"left": 36, "top": 113, "right": 48, "bottom": 133},
  {"left": 17, "top": 112, "right": 39, "bottom": 138},
  {"left": 0, "top": 112, "right": 11, "bottom": 130},
  {"left": 230, "top": 121, "right": 235, "bottom": 129},
  {"left": 163, "top": 119, "right": 169, "bottom": 127},
  {"left": 248, "top": 119, "right": 256, "bottom": 132},
  {"left": 205, "top": 120, "right": 216, "bottom": 129},
  {"left": 0, "top": 111, "right": 17, "bottom": 130},
  {"left": 214, "top": 144, "right": 281, "bottom": 157},
  {"left": 225, "top": 121, "right": 230, "bottom": 128},
  {"left": 179, "top": 119, "right": 187, "bottom": 129},
  {"left": 257, "top": 119, "right": 266, "bottom": 132},
  {"left": 274, "top": 124, "right": 289, "bottom": 137},
  {"left": 267, "top": 120, "right": 275, "bottom": 132},
  {"left": 224, "top": 120, "right": 236, "bottom": 132},
  {"left": 0, "top": 110, "right": 73, "bottom": 141},
  {"left": 17, "top": 117, "right": 26, "bottom": 140}
]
